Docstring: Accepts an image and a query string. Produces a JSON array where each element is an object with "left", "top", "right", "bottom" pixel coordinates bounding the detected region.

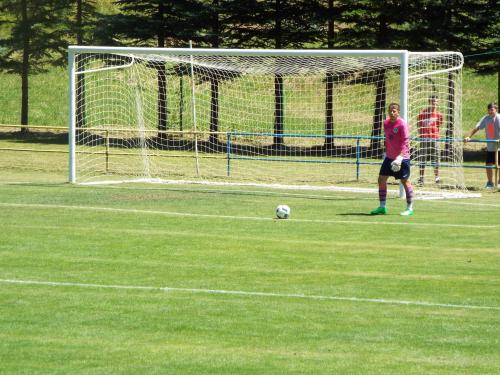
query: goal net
[{"left": 69, "top": 47, "right": 472, "bottom": 198}]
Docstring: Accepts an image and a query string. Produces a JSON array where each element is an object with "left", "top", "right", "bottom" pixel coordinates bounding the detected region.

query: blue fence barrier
[{"left": 225, "top": 132, "right": 499, "bottom": 179}]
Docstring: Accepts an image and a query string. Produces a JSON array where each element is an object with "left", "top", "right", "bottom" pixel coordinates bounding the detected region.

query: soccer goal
[{"left": 68, "top": 46, "right": 473, "bottom": 198}]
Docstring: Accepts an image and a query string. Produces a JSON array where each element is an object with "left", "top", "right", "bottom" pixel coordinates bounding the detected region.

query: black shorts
[
  {"left": 485, "top": 151, "right": 500, "bottom": 164},
  {"left": 379, "top": 157, "right": 411, "bottom": 180}
]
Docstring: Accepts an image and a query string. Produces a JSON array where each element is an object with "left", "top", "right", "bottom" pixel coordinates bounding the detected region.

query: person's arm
[
  {"left": 400, "top": 120, "right": 410, "bottom": 158},
  {"left": 464, "top": 116, "right": 485, "bottom": 142},
  {"left": 464, "top": 127, "right": 479, "bottom": 142},
  {"left": 464, "top": 127, "right": 480, "bottom": 142},
  {"left": 417, "top": 112, "right": 423, "bottom": 128},
  {"left": 437, "top": 112, "right": 443, "bottom": 130},
  {"left": 393, "top": 121, "right": 409, "bottom": 167}
]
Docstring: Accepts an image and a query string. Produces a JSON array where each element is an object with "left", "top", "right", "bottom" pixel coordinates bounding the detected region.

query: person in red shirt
[{"left": 416, "top": 95, "right": 443, "bottom": 186}]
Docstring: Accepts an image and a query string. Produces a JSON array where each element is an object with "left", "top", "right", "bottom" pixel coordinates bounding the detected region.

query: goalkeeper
[{"left": 371, "top": 103, "right": 414, "bottom": 216}]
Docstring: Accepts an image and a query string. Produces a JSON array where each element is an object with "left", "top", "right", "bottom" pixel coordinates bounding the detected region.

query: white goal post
[{"left": 68, "top": 46, "right": 473, "bottom": 198}]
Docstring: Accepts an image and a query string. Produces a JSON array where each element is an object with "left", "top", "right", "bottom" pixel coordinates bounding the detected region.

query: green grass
[
  {"left": 0, "top": 67, "right": 67, "bottom": 127},
  {"left": 0, "top": 62, "right": 498, "bottom": 372},
  {"left": 462, "top": 69, "right": 498, "bottom": 127},
  {"left": 0, "top": 166, "right": 499, "bottom": 374}
]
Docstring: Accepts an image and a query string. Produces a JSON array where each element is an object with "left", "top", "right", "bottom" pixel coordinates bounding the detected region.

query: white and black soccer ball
[{"left": 275, "top": 204, "right": 291, "bottom": 219}]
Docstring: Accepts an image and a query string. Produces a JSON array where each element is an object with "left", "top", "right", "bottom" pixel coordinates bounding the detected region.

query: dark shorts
[
  {"left": 485, "top": 151, "right": 500, "bottom": 165},
  {"left": 417, "top": 140, "right": 440, "bottom": 165},
  {"left": 380, "top": 157, "right": 411, "bottom": 180}
]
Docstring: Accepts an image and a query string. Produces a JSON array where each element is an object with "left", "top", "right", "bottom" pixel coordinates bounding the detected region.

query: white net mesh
[
  {"left": 408, "top": 52, "right": 464, "bottom": 192},
  {"left": 70, "top": 48, "right": 470, "bottom": 198}
]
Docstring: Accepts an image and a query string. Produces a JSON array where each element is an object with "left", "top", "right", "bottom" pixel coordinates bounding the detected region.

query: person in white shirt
[{"left": 464, "top": 103, "right": 500, "bottom": 189}]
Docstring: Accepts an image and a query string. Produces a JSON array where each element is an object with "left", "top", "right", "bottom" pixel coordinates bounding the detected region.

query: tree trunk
[
  {"left": 371, "top": 10, "right": 389, "bottom": 154},
  {"left": 209, "top": 0, "right": 220, "bottom": 145},
  {"left": 20, "top": 0, "right": 29, "bottom": 133},
  {"left": 327, "top": 0, "right": 334, "bottom": 48},
  {"left": 157, "top": 66, "right": 167, "bottom": 136},
  {"left": 157, "top": 1, "right": 165, "bottom": 48},
  {"left": 75, "top": 0, "right": 86, "bottom": 129},
  {"left": 273, "top": 0, "right": 284, "bottom": 147},
  {"left": 75, "top": 57, "right": 86, "bottom": 130},
  {"left": 212, "top": 0, "right": 220, "bottom": 48},
  {"left": 445, "top": 71, "right": 455, "bottom": 158},
  {"left": 324, "top": 0, "right": 335, "bottom": 149},
  {"left": 370, "top": 69, "right": 387, "bottom": 155},
  {"left": 324, "top": 73, "right": 334, "bottom": 149},
  {"left": 76, "top": 0, "right": 83, "bottom": 44},
  {"left": 157, "top": 2, "right": 167, "bottom": 137},
  {"left": 274, "top": 74, "right": 284, "bottom": 147},
  {"left": 209, "top": 78, "right": 219, "bottom": 145},
  {"left": 179, "top": 76, "right": 184, "bottom": 131}
]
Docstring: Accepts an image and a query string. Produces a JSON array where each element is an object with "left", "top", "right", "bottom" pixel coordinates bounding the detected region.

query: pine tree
[
  {"left": 0, "top": 0, "right": 68, "bottom": 131},
  {"left": 102, "top": 0, "right": 201, "bottom": 47},
  {"left": 68, "top": 1, "right": 101, "bottom": 129},
  {"left": 67, "top": 0, "right": 100, "bottom": 45},
  {"left": 405, "top": 0, "right": 499, "bottom": 73}
]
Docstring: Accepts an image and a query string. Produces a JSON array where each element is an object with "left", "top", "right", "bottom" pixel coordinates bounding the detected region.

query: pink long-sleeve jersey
[{"left": 383, "top": 117, "right": 410, "bottom": 160}]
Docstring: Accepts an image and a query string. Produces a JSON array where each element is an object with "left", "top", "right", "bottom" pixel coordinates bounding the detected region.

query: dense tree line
[{"left": 0, "top": 0, "right": 498, "bottom": 127}]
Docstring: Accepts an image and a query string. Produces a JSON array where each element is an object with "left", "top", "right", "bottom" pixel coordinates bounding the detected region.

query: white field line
[
  {"left": 437, "top": 200, "right": 500, "bottom": 208},
  {"left": 1, "top": 202, "right": 498, "bottom": 229},
  {"left": 80, "top": 178, "right": 482, "bottom": 200},
  {"left": 1, "top": 278, "right": 499, "bottom": 311}
]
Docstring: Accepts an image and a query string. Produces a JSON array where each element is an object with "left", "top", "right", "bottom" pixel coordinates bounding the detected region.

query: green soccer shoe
[{"left": 370, "top": 207, "right": 387, "bottom": 215}]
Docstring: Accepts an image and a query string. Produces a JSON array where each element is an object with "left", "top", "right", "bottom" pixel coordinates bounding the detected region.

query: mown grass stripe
[
  {"left": 1, "top": 278, "right": 499, "bottom": 311},
  {"left": 0, "top": 202, "right": 498, "bottom": 229}
]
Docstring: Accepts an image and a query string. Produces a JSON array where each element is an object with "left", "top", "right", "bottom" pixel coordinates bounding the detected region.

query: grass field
[
  {"left": 0, "top": 58, "right": 498, "bottom": 374},
  {"left": 0, "top": 165, "right": 499, "bottom": 374}
]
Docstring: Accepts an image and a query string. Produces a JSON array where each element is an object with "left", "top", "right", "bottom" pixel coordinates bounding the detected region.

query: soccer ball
[{"left": 276, "top": 204, "right": 291, "bottom": 219}]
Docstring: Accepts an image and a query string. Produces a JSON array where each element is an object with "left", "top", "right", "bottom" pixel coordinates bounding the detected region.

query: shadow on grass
[
  {"left": 336, "top": 212, "right": 373, "bottom": 216},
  {"left": 3, "top": 182, "right": 69, "bottom": 187},
  {"left": 96, "top": 185, "right": 367, "bottom": 202},
  {"left": 0, "top": 131, "right": 68, "bottom": 145}
]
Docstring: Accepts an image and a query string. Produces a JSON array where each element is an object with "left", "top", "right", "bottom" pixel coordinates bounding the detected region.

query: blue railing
[{"left": 225, "top": 132, "right": 498, "bottom": 178}]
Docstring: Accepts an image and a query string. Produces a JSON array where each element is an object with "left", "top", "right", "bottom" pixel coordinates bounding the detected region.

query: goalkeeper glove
[{"left": 391, "top": 155, "right": 403, "bottom": 172}]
